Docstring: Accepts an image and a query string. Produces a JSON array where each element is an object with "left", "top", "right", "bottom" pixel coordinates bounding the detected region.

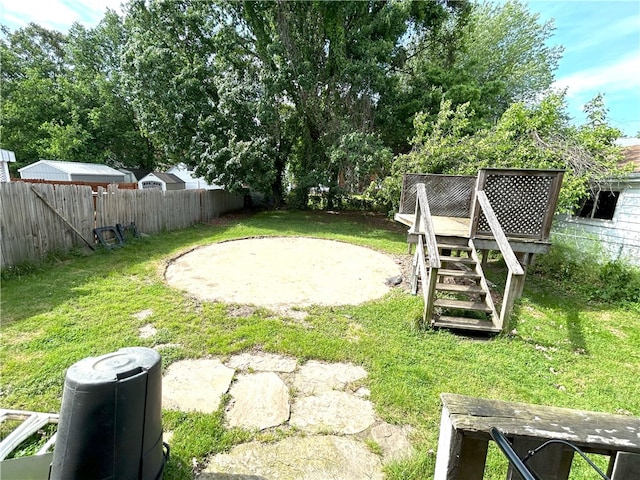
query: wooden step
[
  {"left": 438, "top": 269, "right": 480, "bottom": 280},
  {"left": 436, "top": 283, "right": 486, "bottom": 295},
  {"left": 439, "top": 255, "right": 475, "bottom": 264},
  {"left": 438, "top": 243, "right": 471, "bottom": 252},
  {"left": 434, "top": 298, "right": 492, "bottom": 313},
  {"left": 432, "top": 315, "right": 501, "bottom": 333}
]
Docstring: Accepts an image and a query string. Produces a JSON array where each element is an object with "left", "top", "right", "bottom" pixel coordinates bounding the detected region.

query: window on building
[
  {"left": 577, "top": 190, "right": 620, "bottom": 220},
  {"left": 141, "top": 181, "right": 163, "bottom": 190}
]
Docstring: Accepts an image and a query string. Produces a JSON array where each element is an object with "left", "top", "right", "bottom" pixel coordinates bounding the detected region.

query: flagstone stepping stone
[
  {"left": 162, "top": 359, "right": 235, "bottom": 413},
  {"left": 226, "top": 372, "right": 290, "bottom": 430},
  {"left": 290, "top": 391, "right": 375, "bottom": 434},
  {"left": 293, "top": 360, "right": 367, "bottom": 395},
  {"left": 371, "top": 422, "right": 415, "bottom": 463},
  {"left": 197, "top": 435, "right": 384, "bottom": 480},
  {"left": 226, "top": 352, "right": 297, "bottom": 373}
]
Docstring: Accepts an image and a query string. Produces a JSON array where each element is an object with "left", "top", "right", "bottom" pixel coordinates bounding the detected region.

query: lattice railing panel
[
  {"left": 477, "top": 173, "right": 554, "bottom": 238},
  {"left": 400, "top": 174, "right": 476, "bottom": 217}
]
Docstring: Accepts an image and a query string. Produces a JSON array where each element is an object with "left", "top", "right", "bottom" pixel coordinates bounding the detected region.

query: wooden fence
[{"left": 0, "top": 182, "right": 244, "bottom": 268}]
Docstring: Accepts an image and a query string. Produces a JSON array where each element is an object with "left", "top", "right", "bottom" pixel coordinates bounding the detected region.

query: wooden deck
[
  {"left": 395, "top": 212, "right": 552, "bottom": 254},
  {"left": 394, "top": 213, "right": 470, "bottom": 237}
]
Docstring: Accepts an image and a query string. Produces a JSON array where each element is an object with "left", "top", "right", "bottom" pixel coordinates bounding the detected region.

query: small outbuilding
[
  {"left": 554, "top": 143, "right": 640, "bottom": 265},
  {"left": 18, "top": 160, "right": 126, "bottom": 183},
  {"left": 0, "top": 149, "right": 16, "bottom": 183},
  {"left": 138, "top": 172, "right": 185, "bottom": 191},
  {"left": 166, "top": 163, "right": 222, "bottom": 190}
]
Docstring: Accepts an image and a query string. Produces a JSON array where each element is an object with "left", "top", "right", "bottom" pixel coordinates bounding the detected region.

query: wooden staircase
[
  {"left": 433, "top": 237, "right": 501, "bottom": 333},
  {"left": 412, "top": 235, "right": 501, "bottom": 334}
]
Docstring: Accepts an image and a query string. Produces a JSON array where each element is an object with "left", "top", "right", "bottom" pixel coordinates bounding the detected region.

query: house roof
[
  {"left": 126, "top": 168, "right": 153, "bottom": 181},
  {"left": 620, "top": 145, "right": 640, "bottom": 173},
  {"left": 0, "top": 149, "right": 16, "bottom": 162},
  {"left": 18, "top": 159, "right": 123, "bottom": 176},
  {"left": 141, "top": 172, "right": 185, "bottom": 185}
]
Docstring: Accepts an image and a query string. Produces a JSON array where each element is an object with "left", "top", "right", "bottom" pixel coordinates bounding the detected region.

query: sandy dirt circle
[{"left": 164, "top": 237, "right": 402, "bottom": 308}]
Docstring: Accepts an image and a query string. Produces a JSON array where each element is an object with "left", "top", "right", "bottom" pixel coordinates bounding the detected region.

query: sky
[{"left": 1, "top": 0, "right": 639, "bottom": 137}]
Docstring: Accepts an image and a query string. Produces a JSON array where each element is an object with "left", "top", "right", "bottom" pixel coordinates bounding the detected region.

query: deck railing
[
  {"left": 410, "top": 183, "right": 441, "bottom": 323},
  {"left": 474, "top": 190, "right": 524, "bottom": 330}
]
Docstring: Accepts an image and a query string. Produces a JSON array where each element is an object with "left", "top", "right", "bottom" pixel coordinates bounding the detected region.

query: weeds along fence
[{"left": 0, "top": 182, "right": 244, "bottom": 269}]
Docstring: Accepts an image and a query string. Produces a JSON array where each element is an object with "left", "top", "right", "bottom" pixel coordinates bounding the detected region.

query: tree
[
  {"left": 377, "top": 92, "right": 625, "bottom": 214},
  {"left": 121, "top": 0, "right": 472, "bottom": 206},
  {"left": 0, "top": 24, "right": 69, "bottom": 169},
  {"left": 377, "top": 0, "right": 562, "bottom": 155},
  {"left": 122, "top": 0, "right": 286, "bottom": 201},
  {"left": 0, "top": 18, "right": 152, "bottom": 171},
  {"left": 457, "top": 0, "right": 563, "bottom": 117}
]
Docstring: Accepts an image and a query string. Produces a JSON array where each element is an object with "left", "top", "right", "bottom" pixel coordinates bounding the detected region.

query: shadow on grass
[{"left": 565, "top": 308, "right": 589, "bottom": 355}]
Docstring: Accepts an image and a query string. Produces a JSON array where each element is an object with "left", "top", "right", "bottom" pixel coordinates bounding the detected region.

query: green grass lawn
[{"left": 1, "top": 210, "right": 639, "bottom": 479}]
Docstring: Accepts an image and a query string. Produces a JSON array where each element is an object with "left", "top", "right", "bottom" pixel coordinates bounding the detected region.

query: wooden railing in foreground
[
  {"left": 435, "top": 393, "right": 640, "bottom": 480},
  {"left": 474, "top": 190, "right": 524, "bottom": 331},
  {"left": 410, "top": 183, "right": 441, "bottom": 323}
]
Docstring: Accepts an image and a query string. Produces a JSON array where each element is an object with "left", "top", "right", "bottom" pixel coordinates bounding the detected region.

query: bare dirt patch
[{"left": 164, "top": 237, "right": 402, "bottom": 309}]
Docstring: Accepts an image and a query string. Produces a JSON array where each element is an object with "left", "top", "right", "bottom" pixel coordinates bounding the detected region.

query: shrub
[{"left": 533, "top": 238, "right": 640, "bottom": 305}]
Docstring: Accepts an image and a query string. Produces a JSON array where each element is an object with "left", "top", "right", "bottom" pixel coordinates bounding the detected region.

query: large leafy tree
[
  {"left": 378, "top": 0, "right": 562, "bottom": 154},
  {"left": 122, "top": 0, "right": 286, "bottom": 199},
  {"left": 1, "top": 24, "right": 70, "bottom": 169},
  {"left": 457, "top": 0, "right": 563, "bottom": 118},
  {"left": 0, "top": 17, "right": 152, "bottom": 171},
  {"left": 121, "top": 0, "right": 470, "bottom": 205}
]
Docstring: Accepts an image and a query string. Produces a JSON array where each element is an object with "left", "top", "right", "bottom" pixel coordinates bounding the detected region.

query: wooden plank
[
  {"left": 434, "top": 405, "right": 489, "bottom": 480},
  {"left": 434, "top": 298, "right": 492, "bottom": 312},
  {"left": 508, "top": 436, "right": 573, "bottom": 480},
  {"left": 395, "top": 213, "right": 471, "bottom": 238},
  {"left": 612, "top": 452, "right": 640, "bottom": 480},
  {"left": 31, "top": 185, "right": 95, "bottom": 250},
  {"left": 440, "top": 393, "right": 640, "bottom": 454},
  {"left": 439, "top": 255, "right": 475, "bottom": 264},
  {"left": 414, "top": 183, "right": 441, "bottom": 269},
  {"left": 433, "top": 316, "right": 501, "bottom": 333},
  {"left": 436, "top": 283, "right": 485, "bottom": 294},
  {"left": 476, "top": 191, "right": 523, "bottom": 275},
  {"left": 438, "top": 269, "right": 481, "bottom": 279}
]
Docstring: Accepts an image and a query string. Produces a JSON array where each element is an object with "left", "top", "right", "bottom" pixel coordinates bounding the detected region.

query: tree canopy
[
  {"left": 1, "top": 14, "right": 153, "bottom": 171},
  {"left": 377, "top": 92, "right": 626, "bottom": 213},
  {"left": 0, "top": 0, "right": 624, "bottom": 212}
]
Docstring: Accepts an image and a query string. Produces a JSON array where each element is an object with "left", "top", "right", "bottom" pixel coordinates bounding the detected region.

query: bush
[
  {"left": 533, "top": 238, "right": 640, "bottom": 305},
  {"left": 597, "top": 260, "right": 640, "bottom": 303}
]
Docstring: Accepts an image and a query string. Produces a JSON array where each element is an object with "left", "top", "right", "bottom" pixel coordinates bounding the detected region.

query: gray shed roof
[
  {"left": 18, "top": 160, "right": 123, "bottom": 176},
  {"left": 141, "top": 172, "right": 185, "bottom": 185}
]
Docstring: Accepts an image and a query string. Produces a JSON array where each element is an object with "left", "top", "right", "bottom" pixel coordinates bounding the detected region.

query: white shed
[
  {"left": 167, "top": 163, "right": 222, "bottom": 190},
  {"left": 0, "top": 149, "right": 16, "bottom": 183},
  {"left": 18, "top": 160, "right": 126, "bottom": 183},
  {"left": 554, "top": 144, "right": 640, "bottom": 265},
  {"left": 138, "top": 172, "right": 185, "bottom": 191}
]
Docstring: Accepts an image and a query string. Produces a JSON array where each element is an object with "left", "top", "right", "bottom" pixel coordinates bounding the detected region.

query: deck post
[
  {"left": 499, "top": 271, "right": 524, "bottom": 331},
  {"left": 434, "top": 405, "right": 488, "bottom": 480},
  {"left": 507, "top": 437, "right": 573, "bottom": 480}
]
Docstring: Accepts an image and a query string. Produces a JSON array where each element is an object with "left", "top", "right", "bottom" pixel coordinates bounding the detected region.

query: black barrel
[{"left": 50, "top": 347, "right": 164, "bottom": 480}]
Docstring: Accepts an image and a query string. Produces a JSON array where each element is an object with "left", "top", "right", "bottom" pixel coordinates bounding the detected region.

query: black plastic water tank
[{"left": 50, "top": 347, "right": 165, "bottom": 480}]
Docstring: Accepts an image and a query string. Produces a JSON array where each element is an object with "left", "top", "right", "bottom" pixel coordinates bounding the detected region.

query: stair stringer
[{"left": 466, "top": 238, "right": 500, "bottom": 330}]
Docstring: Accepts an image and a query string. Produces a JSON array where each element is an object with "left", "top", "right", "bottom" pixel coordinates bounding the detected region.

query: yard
[{"left": 1, "top": 210, "right": 639, "bottom": 479}]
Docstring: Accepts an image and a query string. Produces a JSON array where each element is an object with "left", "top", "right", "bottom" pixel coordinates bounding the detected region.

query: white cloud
[{"left": 553, "top": 54, "right": 640, "bottom": 97}]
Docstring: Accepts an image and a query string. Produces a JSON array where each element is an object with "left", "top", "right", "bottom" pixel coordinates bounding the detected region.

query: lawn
[{"left": 1, "top": 210, "right": 639, "bottom": 479}]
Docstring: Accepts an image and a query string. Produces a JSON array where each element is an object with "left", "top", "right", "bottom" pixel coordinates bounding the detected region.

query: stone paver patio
[{"left": 160, "top": 351, "right": 414, "bottom": 479}]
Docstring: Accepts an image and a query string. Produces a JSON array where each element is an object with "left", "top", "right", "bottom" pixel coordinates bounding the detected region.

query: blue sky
[{"left": 1, "top": 0, "right": 639, "bottom": 137}]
